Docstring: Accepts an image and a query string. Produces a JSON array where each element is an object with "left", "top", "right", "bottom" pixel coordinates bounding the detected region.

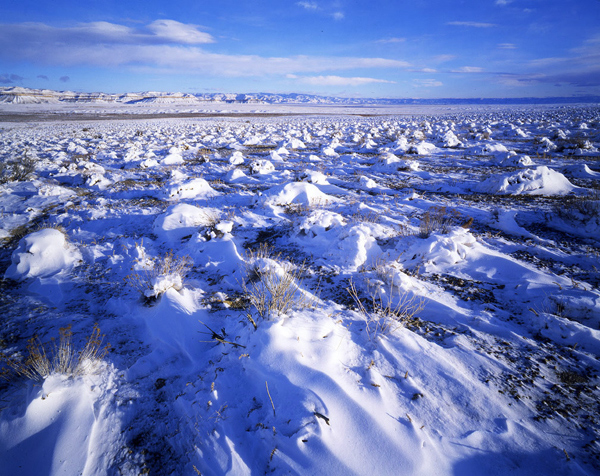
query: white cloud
[
  {"left": 333, "top": 12, "right": 345, "bottom": 21},
  {"left": 0, "top": 20, "right": 413, "bottom": 80},
  {"left": 0, "top": 44, "right": 410, "bottom": 78},
  {"left": 297, "top": 1, "right": 318, "bottom": 10},
  {"left": 413, "top": 79, "right": 443, "bottom": 87},
  {"left": 494, "top": 35, "right": 600, "bottom": 89},
  {"left": 452, "top": 66, "right": 484, "bottom": 73},
  {"left": 446, "top": 21, "right": 496, "bottom": 28},
  {"left": 433, "top": 54, "right": 456, "bottom": 63},
  {"left": 376, "top": 37, "right": 406, "bottom": 44},
  {"left": 295, "top": 75, "right": 395, "bottom": 86},
  {"left": 81, "top": 21, "right": 135, "bottom": 41},
  {"left": 146, "top": 20, "right": 214, "bottom": 45},
  {"left": 495, "top": 0, "right": 514, "bottom": 5},
  {"left": 0, "top": 20, "right": 215, "bottom": 47},
  {"left": 498, "top": 43, "right": 517, "bottom": 49}
]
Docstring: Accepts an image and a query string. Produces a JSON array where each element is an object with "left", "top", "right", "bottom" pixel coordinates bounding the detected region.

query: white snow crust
[{"left": 0, "top": 103, "right": 599, "bottom": 476}]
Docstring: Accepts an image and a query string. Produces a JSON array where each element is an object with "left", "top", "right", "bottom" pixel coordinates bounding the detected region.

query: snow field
[{"left": 0, "top": 105, "right": 599, "bottom": 475}]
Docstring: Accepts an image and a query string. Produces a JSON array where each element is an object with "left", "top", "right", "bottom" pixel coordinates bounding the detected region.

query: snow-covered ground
[{"left": 0, "top": 104, "right": 599, "bottom": 475}]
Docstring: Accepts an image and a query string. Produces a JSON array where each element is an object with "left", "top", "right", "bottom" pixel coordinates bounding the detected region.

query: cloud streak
[
  {"left": 290, "top": 75, "right": 395, "bottom": 86},
  {"left": 447, "top": 21, "right": 496, "bottom": 28},
  {"left": 376, "top": 37, "right": 406, "bottom": 44},
  {"left": 452, "top": 66, "right": 484, "bottom": 73},
  {"left": 0, "top": 21, "right": 410, "bottom": 78},
  {"left": 413, "top": 79, "right": 443, "bottom": 88},
  {"left": 0, "top": 20, "right": 215, "bottom": 47},
  {"left": 296, "top": 1, "right": 318, "bottom": 10}
]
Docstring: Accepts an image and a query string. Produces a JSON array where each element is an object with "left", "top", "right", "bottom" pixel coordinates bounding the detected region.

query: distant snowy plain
[{"left": 0, "top": 102, "right": 599, "bottom": 475}]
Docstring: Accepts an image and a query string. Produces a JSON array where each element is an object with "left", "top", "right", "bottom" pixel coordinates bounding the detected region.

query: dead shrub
[
  {"left": 241, "top": 244, "right": 316, "bottom": 325},
  {"left": 418, "top": 206, "right": 461, "bottom": 238},
  {"left": 126, "top": 250, "right": 192, "bottom": 299},
  {"left": 1, "top": 324, "right": 110, "bottom": 381},
  {"left": 347, "top": 277, "right": 424, "bottom": 340}
]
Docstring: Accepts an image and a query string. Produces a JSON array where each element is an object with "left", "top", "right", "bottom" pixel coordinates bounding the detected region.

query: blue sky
[{"left": 0, "top": 0, "right": 599, "bottom": 98}]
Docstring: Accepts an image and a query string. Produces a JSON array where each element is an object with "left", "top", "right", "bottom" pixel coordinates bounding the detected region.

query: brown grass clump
[
  {"left": 241, "top": 244, "right": 316, "bottom": 325},
  {"left": 1, "top": 324, "right": 110, "bottom": 381}
]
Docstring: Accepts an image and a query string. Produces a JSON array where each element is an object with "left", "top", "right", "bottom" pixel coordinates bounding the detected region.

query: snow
[
  {"left": 1, "top": 102, "right": 599, "bottom": 476},
  {"left": 477, "top": 166, "right": 576, "bottom": 195},
  {"left": 164, "top": 176, "right": 219, "bottom": 200},
  {"left": 259, "top": 181, "right": 336, "bottom": 206},
  {"left": 153, "top": 203, "right": 219, "bottom": 242},
  {"left": 5, "top": 228, "right": 82, "bottom": 280}
]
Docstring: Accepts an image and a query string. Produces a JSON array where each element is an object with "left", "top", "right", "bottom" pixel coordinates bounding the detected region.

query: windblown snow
[{"left": 0, "top": 103, "right": 599, "bottom": 476}]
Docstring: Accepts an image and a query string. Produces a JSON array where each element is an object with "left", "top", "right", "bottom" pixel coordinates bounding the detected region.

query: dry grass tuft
[
  {"left": 0, "top": 155, "right": 36, "bottom": 184},
  {"left": 126, "top": 250, "right": 192, "bottom": 299},
  {"left": 347, "top": 277, "right": 424, "bottom": 339},
  {"left": 553, "top": 191, "right": 600, "bottom": 222},
  {"left": 1, "top": 324, "right": 110, "bottom": 381},
  {"left": 241, "top": 244, "right": 316, "bottom": 324},
  {"left": 418, "top": 205, "right": 461, "bottom": 238}
]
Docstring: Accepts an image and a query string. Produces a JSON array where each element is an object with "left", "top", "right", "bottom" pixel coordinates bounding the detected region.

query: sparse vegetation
[
  {"left": 241, "top": 244, "right": 316, "bottom": 324},
  {"left": 553, "top": 191, "right": 600, "bottom": 222},
  {"left": 347, "top": 277, "right": 425, "bottom": 339},
  {"left": 1, "top": 105, "right": 599, "bottom": 474},
  {"left": 126, "top": 250, "right": 192, "bottom": 299},
  {"left": 1, "top": 324, "right": 110, "bottom": 381},
  {"left": 0, "top": 155, "right": 36, "bottom": 184},
  {"left": 418, "top": 205, "right": 461, "bottom": 238}
]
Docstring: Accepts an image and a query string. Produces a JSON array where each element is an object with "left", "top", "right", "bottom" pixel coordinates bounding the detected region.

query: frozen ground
[{"left": 0, "top": 104, "right": 599, "bottom": 475}]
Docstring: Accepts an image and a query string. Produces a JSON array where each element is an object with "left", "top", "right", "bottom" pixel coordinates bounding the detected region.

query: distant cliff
[{"left": 1, "top": 86, "right": 599, "bottom": 105}]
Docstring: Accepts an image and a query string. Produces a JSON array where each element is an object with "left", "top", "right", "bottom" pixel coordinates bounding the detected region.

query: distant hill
[
  {"left": 0, "top": 87, "right": 200, "bottom": 105},
  {"left": 1, "top": 86, "right": 599, "bottom": 106}
]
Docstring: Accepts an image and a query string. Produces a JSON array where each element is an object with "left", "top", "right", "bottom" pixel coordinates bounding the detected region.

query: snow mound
[
  {"left": 294, "top": 212, "right": 391, "bottom": 271},
  {"left": 297, "top": 210, "right": 346, "bottom": 240},
  {"left": 190, "top": 234, "right": 245, "bottom": 287},
  {"left": 324, "top": 223, "right": 386, "bottom": 271},
  {"left": 225, "top": 168, "right": 249, "bottom": 182},
  {"left": 469, "top": 142, "right": 509, "bottom": 155},
  {"left": 437, "top": 130, "right": 463, "bottom": 148},
  {"left": 228, "top": 151, "right": 245, "bottom": 165},
  {"left": 410, "top": 228, "right": 477, "bottom": 271},
  {"left": 282, "top": 138, "right": 305, "bottom": 149},
  {"left": 372, "top": 152, "right": 418, "bottom": 172},
  {"left": 560, "top": 164, "right": 600, "bottom": 179},
  {"left": 164, "top": 177, "right": 219, "bottom": 200},
  {"left": 5, "top": 228, "right": 82, "bottom": 280},
  {"left": 407, "top": 141, "right": 437, "bottom": 155},
  {"left": 477, "top": 166, "right": 576, "bottom": 195},
  {"left": 0, "top": 369, "right": 124, "bottom": 476},
  {"left": 260, "top": 182, "right": 336, "bottom": 206},
  {"left": 249, "top": 159, "right": 275, "bottom": 175},
  {"left": 501, "top": 154, "right": 535, "bottom": 167},
  {"left": 299, "top": 170, "right": 329, "bottom": 184},
  {"left": 154, "top": 204, "right": 219, "bottom": 242},
  {"left": 358, "top": 176, "right": 378, "bottom": 189},
  {"left": 140, "top": 158, "right": 159, "bottom": 168},
  {"left": 390, "top": 136, "right": 410, "bottom": 153},
  {"left": 161, "top": 147, "right": 184, "bottom": 165}
]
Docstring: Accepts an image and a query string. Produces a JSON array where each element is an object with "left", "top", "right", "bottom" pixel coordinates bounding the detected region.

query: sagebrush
[
  {"left": 1, "top": 324, "right": 110, "bottom": 381},
  {"left": 347, "top": 277, "right": 424, "bottom": 339},
  {"left": 242, "top": 244, "right": 316, "bottom": 325},
  {"left": 419, "top": 205, "right": 461, "bottom": 238},
  {"left": 126, "top": 250, "right": 192, "bottom": 298}
]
